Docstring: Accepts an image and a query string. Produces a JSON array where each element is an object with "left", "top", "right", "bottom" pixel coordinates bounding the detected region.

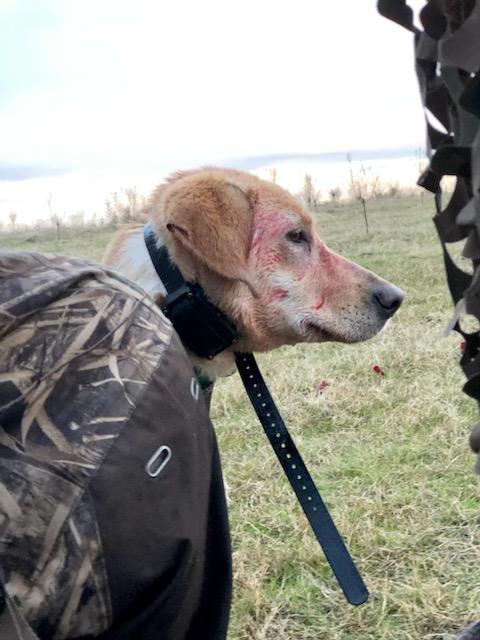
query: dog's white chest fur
[
  {"left": 112, "top": 229, "right": 236, "bottom": 382},
  {"left": 117, "top": 231, "right": 167, "bottom": 299}
]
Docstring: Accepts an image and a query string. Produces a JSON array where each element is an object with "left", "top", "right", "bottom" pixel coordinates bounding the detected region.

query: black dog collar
[
  {"left": 144, "top": 223, "right": 238, "bottom": 360},
  {"left": 143, "top": 223, "right": 368, "bottom": 605}
]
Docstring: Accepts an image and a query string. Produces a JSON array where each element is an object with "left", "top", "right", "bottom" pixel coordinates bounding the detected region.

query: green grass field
[{"left": 2, "top": 196, "right": 479, "bottom": 639}]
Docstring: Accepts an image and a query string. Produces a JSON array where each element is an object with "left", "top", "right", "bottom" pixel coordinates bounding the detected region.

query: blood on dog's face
[
  {"left": 111, "top": 167, "right": 403, "bottom": 356},
  {"left": 158, "top": 170, "right": 403, "bottom": 352},
  {"left": 243, "top": 185, "right": 403, "bottom": 350}
]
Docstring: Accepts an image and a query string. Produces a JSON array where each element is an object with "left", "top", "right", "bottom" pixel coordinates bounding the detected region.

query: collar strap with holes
[
  {"left": 144, "top": 223, "right": 369, "bottom": 605},
  {"left": 235, "top": 353, "right": 368, "bottom": 605}
]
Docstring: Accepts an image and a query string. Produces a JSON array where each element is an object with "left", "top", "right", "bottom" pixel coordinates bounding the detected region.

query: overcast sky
[{"left": 0, "top": 0, "right": 425, "bottom": 179}]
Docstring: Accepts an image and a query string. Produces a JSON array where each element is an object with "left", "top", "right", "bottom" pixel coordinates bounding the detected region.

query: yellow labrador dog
[{"left": 104, "top": 167, "right": 403, "bottom": 383}]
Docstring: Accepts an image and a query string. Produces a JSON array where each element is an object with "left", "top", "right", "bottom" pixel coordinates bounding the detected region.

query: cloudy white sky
[{"left": 0, "top": 0, "right": 426, "bottom": 223}]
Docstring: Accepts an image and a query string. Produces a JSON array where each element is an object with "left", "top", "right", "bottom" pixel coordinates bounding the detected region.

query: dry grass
[
  {"left": 3, "top": 195, "right": 480, "bottom": 639},
  {"left": 0, "top": 224, "right": 116, "bottom": 261},
  {"left": 213, "top": 196, "right": 480, "bottom": 640}
]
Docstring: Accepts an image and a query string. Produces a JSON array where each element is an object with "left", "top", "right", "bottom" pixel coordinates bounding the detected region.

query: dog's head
[{"left": 153, "top": 168, "right": 403, "bottom": 353}]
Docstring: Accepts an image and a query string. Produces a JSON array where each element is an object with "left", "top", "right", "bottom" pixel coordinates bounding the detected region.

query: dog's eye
[{"left": 286, "top": 229, "right": 309, "bottom": 244}]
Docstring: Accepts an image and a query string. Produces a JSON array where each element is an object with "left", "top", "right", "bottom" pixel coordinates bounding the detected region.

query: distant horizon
[
  {"left": 0, "top": 147, "right": 425, "bottom": 227},
  {"left": 225, "top": 144, "right": 424, "bottom": 171},
  {"left": 0, "top": 143, "right": 424, "bottom": 184}
]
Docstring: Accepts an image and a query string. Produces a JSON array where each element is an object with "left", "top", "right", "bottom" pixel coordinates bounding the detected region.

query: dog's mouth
[
  {"left": 303, "top": 314, "right": 385, "bottom": 344},
  {"left": 304, "top": 321, "right": 343, "bottom": 343}
]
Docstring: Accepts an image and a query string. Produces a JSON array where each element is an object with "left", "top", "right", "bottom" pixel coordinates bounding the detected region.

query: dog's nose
[{"left": 372, "top": 284, "right": 404, "bottom": 317}]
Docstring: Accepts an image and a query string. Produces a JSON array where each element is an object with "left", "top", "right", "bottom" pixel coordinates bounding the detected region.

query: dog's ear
[{"left": 164, "top": 173, "right": 256, "bottom": 290}]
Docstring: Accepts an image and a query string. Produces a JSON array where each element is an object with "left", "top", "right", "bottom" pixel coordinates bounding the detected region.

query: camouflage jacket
[{"left": 0, "top": 252, "right": 231, "bottom": 639}]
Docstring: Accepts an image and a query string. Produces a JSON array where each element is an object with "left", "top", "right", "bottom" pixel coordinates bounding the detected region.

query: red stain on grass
[
  {"left": 372, "top": 364, "right": 385, "bottom": 377},
  {"left": 315, "top": 380, "right": 330, "bottom": 394}
]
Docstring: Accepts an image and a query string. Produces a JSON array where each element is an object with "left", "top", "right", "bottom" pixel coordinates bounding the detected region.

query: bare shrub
[
  {"left": 90, "top": 212, "right": 103, "bottom": 227},
  {"left": 329, "top": 186, "right": 342, "bottom": 202},
  {"left": 347, "top": 154, "right": 369, "bottom": 234},
  {"left": 9, "top": 211, "right": 17, "bottom": 231},
  {"left": 267, "top": 167, "right": 277, "bottom": 184},
  {"left": 105, "top": 192, "right": 122, "bottom": 225},
  {"left": 347, "top": 159, "right": 384, "bottom": 201},
  {"left": 47, "top": 193, "right": 62, "bottom": 240},
  {"left": 105, "top": 187, "right": 146, "bottom": 225},
  {"left": 302, "top": 173, "right": 320, "bottom": 211}
]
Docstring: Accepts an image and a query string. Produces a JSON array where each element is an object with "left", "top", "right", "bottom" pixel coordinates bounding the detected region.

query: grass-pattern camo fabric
[{"left": 0, "top": 251, "right": 173, "bottom": 639}]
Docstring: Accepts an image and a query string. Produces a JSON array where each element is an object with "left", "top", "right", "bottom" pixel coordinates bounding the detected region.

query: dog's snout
[{"left": 372, "top": 284, "right": 404, "bottom": 317}]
